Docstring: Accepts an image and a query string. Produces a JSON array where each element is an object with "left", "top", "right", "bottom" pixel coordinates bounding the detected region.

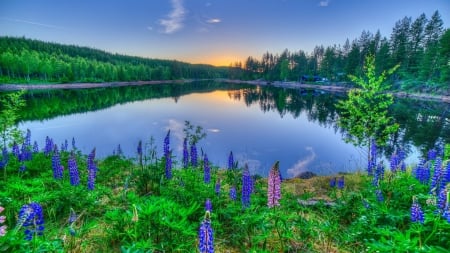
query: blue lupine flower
[
  {"left": 182, "top": 138, "right": 189, "bottom": 168},
  {"left": 368, "top": 139, "right": 377, "bottom": 176},
  {"left": 373, "top": 163, "right": 385, "bottom": 186},
  {"left": 205, "top": 199, "right": 212, "bottom": 212},
  {"left": 164, "top": 130, "right": 170, "bottom": 157},
  {"left": 165, "top": 151, "right": 172, "bottom": 179},
  {"left": 428, "top": 148, "right": 437, "bottom": 161},
  {"left": 19, "top": 164, "right": 26, "bottom": 172},
  {"left": 430, "top": 158, "right": 443, "bottom": 195},
  {"left": 337, "top": 176, "right": 345, "bottom": 189},
  {"left": 242, "top": 164, "right": 252, "bottom": 208},
  {"left": 68, "top": 153, "right": 80, "bottom": 186},
  {"left": 443, "top": 209, "right": 450, "bottom": 223},
  {"left": 376, "top": 188, "right": 384, "bottom": 202},
  {"left": 228, "top": 151, "right": 234, "bottom": 170},
  {"left": 17, "top": 202, "right": 45, "bottom": 241},
  {"left": 33, "top": 141, "right": 39, "bottom": 153},
  {"left": 229, "top": 186, "right": 237, "bottom": 201},
  {"left": 190, "top": 143, "right": 198, "bottom": 167},
  {"left": 390, "top": 152, "right": 399, "bottom": 173},
  {"left": 198, "top": 211, "right": 214, "bottom": 253},
  {"left": 87, "top": 148, "right": 97, "bottom": 190},
  {"left": 2, "top": 147, "right": 8, "bottom": 164},
  {"left": 12, "top": 142, "right": 20, "bottom": 159},
  {"left": 24, "top": 129, "right": 31, "bottom": 147},
  {"left": 215, "top": 180, "right": 221, "bottom": 195},
  {"left": 437, "top": 188, "right": 447, "bottom": 213},
  {"left": 410, "top": 199, "right": 425, "bottom": 224},
  {"left": 52, "top": 146, "right": 63, "bottom": 180},
  {"left": 204, "top": 154, "right": 210, "bottom": 184},
  {"left": 415, "top": 159, "right": 430, "bottom": 184},
  {"left": 44, "top": 136, "right": 53, "bottom": 156},
  {"left": 329, "top": 177, "right": 336, "bottom": 188}
]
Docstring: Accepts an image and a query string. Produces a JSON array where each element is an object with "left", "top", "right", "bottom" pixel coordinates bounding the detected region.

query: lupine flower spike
[
  {"left": 205, "top": 199, "right": 212, "bottom": 212},
  {"left": 87, "top": 148, "right": 97, "bottom": 190},
  {"left": 68, "top": 152, "right": 80, "bottom": 186},
  {"left": 229, "top": 186, "right": 237, "bottom": 201},
  {"left": 268, "top": 161, "right": 281, "bottom": 208},
  {"left": 242, "top": 164, "right": 252, "bottom": 208},
  {"left": 204, "top": 154, "right": 211, "bottom": 184},
  {"left": 190, "top": 142, "right": 198, "bottom": 167},
  {"left": 215, "top": 179, "right": 221, "bottom": 195},
  {"left": 16, "top": 202, "right": 45, "bottom": 240},
  {"left": 228, "top": 151, "right": 234, "bottom": 170},
  {"left": 410, "top": 197, "right": 425, "bottom": 224},
  {"left": 198, "top": 211, "right": 214, "bottom": 253},
  {"left": 182, "top": 138, "right": 189, "bottom": 168}
]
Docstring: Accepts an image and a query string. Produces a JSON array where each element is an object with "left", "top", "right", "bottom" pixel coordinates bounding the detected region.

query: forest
[{"left": 0, "top": 11, "right": 449, "bottom": 94}]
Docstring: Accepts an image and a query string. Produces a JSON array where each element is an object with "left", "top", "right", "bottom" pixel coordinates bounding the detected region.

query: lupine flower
[
  {"left": 443, "top": 209, "right": 450, "bottom": 223},
  {"left": 376, "top": 188, "right": 384, "bottom": 202},
  {"left": 68, "top": 152, "right": 80, "bottom": 186},
  {"left": 190, "top": 143, "right": 198, "bottom": 167},
  {"left": 430, "top": 158, "right": 443, "bottom": 195},
  {"left": 182, "top": 138, "right": 189, "bottom": 168},
  {"left": 87, "top": 148, "right": 97, "bottom": 190},
  {"left": 137, "top": 140, "right": 143, "bottom": 166},
  {"left": 198, "top": 211, "right": 214, "bottom": 253},
  {"left": 410, "top": 199, "right": 425, "bottom": 224},
  {"left": 368, "top": 139, "right": 377, "bottom": 176},
  {"left": 165, "top": 151, "right": 172, "bottom": 179},
  {"left": 164, "top": 130, "right": 170, "bottom": 157},
  {"left": 330, "top": 177, "right": 336, "bottom": 188},
  {"left": 437, "top": 188, "right": 448, "bottom": 213},
  {"left": 68, "top": 209, "right": 77, "bottom": 224},
  {"left": 2, "top": 147, "right": 8, "bottom": 164},
  {"left": 24, "top": 129, "right": 31, "bottom": 147},
  {"left": 443, "top": 162, "right": 450, "bottom": 190},
  {"left": 0, "top": 206, "right": 6, "bottom": 237},
  {"left": 72, "top": 137, "right": 76, "bottom": 150},
  {"left": 268, "top": 161, "right": 281, "bottom": 208},
  {"left": 17, "top": 202, "right": 45, "bottom": 240},
  {"left": 390, "top": 152, "right": 400, "bottom": 173},
  {"left": 21, "top": 142, "right": 32, "bottom": 161},
  {"left": 229, "top": 186, "right": 237, "bottom": 201},
  {"left": 428, "top": 148, "right": 437, "bottom": 161},
  {"left": 204, "top": 154, "right": 210, "bottom": 184},
  {"left": 44, "top": 136, "right": 53, "bottom": 156},
  {"left": 12, "top": 142, "right": 20, "bottom": 158},
  {"left": 373, "top": 163, "right": 385, "bottom": 186},
  {"left": 415, "top": 159, "right": 430, "bottom": 184},
  {"left": 33, "top": 141, "right": 39, "bottom": 153},
  {"left": 19, "top": 164, "right": 26, "bottom": 172},
  {"left": 215, "top": 180, "right": 221, "bottom": 195},
  {"left": 337, "top": 176, "right": 345, "bottom": 189},
  {"left": 242, "top": 164, "right": 252, "bottom": 208},
  {"left": 228, "top": 151, "right": 234, "bottom": 170},
  {"left": 52, "top": 146, "right": 63, "bottom": 180},
  {"left": 205, "top": 199, "right": 212, "bottom": 212}
]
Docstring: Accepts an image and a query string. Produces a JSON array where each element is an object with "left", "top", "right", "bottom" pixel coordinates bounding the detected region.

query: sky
[{"left": 1, "top": 0, "right": 449, "bottom": 66}]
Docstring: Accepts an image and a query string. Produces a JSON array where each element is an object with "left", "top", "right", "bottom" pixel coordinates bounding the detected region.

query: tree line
[
  {"left": 238, "top": 10, "right": 449, "bottom": 93},
  {"left": 0, "top": 37, "right": 229, "bottom": 83}
]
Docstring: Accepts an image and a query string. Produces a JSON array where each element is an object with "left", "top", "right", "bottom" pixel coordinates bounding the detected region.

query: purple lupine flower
[
  {"left": 17, "top": 202, "right": 45, "bottom": 240},
  {"left": 198, "top": 211, "right": 214, "bottom": 253},
  {"left": 415, "top": 159, "right": 430, "bottom": 184},
  {"left": 0, "top": 206, "right": 6, "bottom": 237},
  {"left": 21, "top": 142, "right": 32, "bottom": 161},
  {"left": 443, "top": 209, "right": 450, "bottom": 223},
  {"left": 390, "top": 152, "right": 400, "bottom": 173},
  {"left": 87, "top": 148, "right": 97, "bottom": 190},
  {"left": 430, "top": 158, "right": 443, "bottom": 195},
  {"left": 61, "top": 140, "right": 68, "bottom": 152},
  {"left": 228, "top": 151, "right": 234, "bottom": 170},
  {"left": 163, "top": 130, "right": 170, "bottom": 157},
  {"left": 229, "top": 186, "right": 237, "bottom": 201},
  {"left": 205, "top": 199, "right": 212, "bottom": 212},
  {"left": 204, "top": 154, "right": 210, "bottom": 184},
  {"left": 52, "top": 146, "right": 63, "bottom": 179},
  {"left": 411, "top": 199, "right": 425, "bottom": 224},
  {"left": 215, "top": 180, "right": 221, "bottom": 195},
  {"left": 337, "top": 176, "right": 345, "bottom": 189},
  {"left": 68, "top": 209, "right": 77, "bottom": 224},
  {"left": 182, "top": 138, "right": 189, "bottom": 168},
  {"left": 137, "top": 140, "right": 143, "bottom": 166},
  {"left": 376, "top": 188, "right": 384, "bottom": 202},
  {"left": 437, "top": 188, "right": 448, "bottom": 213},
  {"left": 165, "top": 151, "right": 172, "bottom": 179},
  {"left": 72, "top": 137, "right": 76, "bottom": 150},
  {"left": 267, "top": 161, "right": 281, "bottom": 208},
  {"left": 33, "top": 141, "right": 39, "bottom": 153},
  {"left": 368, "top": 139, "right": 377, "bottom": 176},
  {"left": 12, "top": 142, "right": 19, "bottom": 159},
  {"left": 68, "top": 153, "right": 80, "bottom": 186},
  {"left": 242, "top": 164, "right": 252, "bottom": 208},
  {"left": 44, "top": 136, "right": 53, "bottom": 156},
  {"left": 330, "top": 177, "right": 337, "bottom": 188},
  {"left": 24, "top": 129, "right": 31, "bottom": 147},
  {"left": 443, "top": 163, "right": 450, "bottom": 190},
  {"left": 428, "top": 148, "right": 437, "bottom": 161},
  {"left": 190, "top": 143, "right": 198, "bottom": 167},
  {"left": 373, "top": 163, "right": 385, "bottom": 186}
]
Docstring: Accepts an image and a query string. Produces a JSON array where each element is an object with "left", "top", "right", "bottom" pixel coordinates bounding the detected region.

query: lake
[{"left": 17, "top": 81, "right": 450, "bottom": 178}]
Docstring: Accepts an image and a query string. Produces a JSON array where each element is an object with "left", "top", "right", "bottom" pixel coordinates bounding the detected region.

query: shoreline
[{"left": 1, "top": 79, "right": 449, "bottom": 103}]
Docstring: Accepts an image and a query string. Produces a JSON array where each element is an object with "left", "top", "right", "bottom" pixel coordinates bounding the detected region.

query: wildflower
[
  {"left": 437, "top": 188, "right": 447, "bottom": 212},
  {"left": 33, "top": 141, "right": 39, "bottom": 153},
  {"left": 165, "top": 151, "right": 172, "bottom": 179},
  {"left": 443, "top": 209, "right": 450, "bottom": 223},
  {"left": 427, "top": 148, "right": 437, "bottom": 161},
  {"left": 228, "top": 151, "right": 234, "bottom": 170},
  {"left": 68, "top": 209, "right": 77, "bottom": 224},
  {"left": 17, "top": 202, "right": 45, "bottom": 240},
  {"left": 87, "top": 148, "right": 97, "bottom": 190},
  {"left": 205, "top": 199, "right": 212, "bottom": 212},
  {"left": 164, "top": 130, "right": 170, "bottom": 157},
  {"left": 2, "top": 147, "right": 8, "bottom": 164},
  {"left": 268, "top": 161, "right": 281, "bottom": 208},
  {"left": 410, "top": 198, "right": 425, "bottom": 224},
  {"left": 52, "top": 146, "right": 63, "bottom": 179},
  {"left": 21, "top": 142, "right": 32, "bottom": 161},
  {"left": 229, "top": 186, "right": 237, "bottom": 201},
  {"left": 12, "top": 142, "right": 20, "bottom": 158},
  {"left": 204, "top": 154, "right": 210, "bottom": 184},
  {"left": 337, "top": 176, "right": 345, "bottom": 189},
  {"left": 375, "top": 188, "right": 384, "bottom": 202},
  {"left": 415, "top": 159, "right": 430, "bottom": 184},
  {"left": 44, "top": 136, "right": 53, "bottom": 156},
  {"left": 242, "top": 164, "right": 252, "bottom": 208},
  {"left": 390, "top": 152, "right": 399, "bottom": 173},
  {"left": 24, "top": 129, "right": 31, "bottom": 147},
  {"left": 182, "top": 138, "right": 189, "bottom": 168},
  {"left": 329, "top": 177, "right": 336, "bottom": 188},
  {"left": 198, "top": 211, "right": 214, "bottom": 253},
  {"left": 430, "top": 158, "right": 443, "bottom": 195},
  {"left": 368, "top": 139, "right": 377, "bottom": 176},
  {"left": 215, "top": 180, "right": 221, "bottom": 195},
  {"left": 190, "top": 142, "right": 198, "bottom": 167},
  {"left": 72, "top": 137, "right": 76, "bottom": 150},
  {"left": 68, "top": 152, "right": 80, "bottom": 186},
  {"left": 137, "top": 140, "right": 143, "bottom": 166},
  {"left": 0, "top": 206, "right": 6, "bottom": 237}
]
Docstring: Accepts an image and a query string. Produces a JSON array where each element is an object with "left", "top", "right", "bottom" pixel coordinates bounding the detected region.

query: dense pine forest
[{"left": 0, "top": 11, "right": 449, "bottom": 94}]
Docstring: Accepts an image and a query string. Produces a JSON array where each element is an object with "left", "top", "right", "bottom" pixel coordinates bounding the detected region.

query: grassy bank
[{"left": 0, "top": 132, "right": 449, "bottom": 252}]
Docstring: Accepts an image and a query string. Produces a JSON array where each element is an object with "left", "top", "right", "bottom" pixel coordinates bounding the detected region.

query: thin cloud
[
  {"left": 319, "top": 0, "right": 330, "bottom": 7},
  {"left": 159, "top": 0, "right": 186, "bottom": 34},
  {"left": 287, "top": 147, "right": 316, "bottom": 177},
  {"left": 1, "top": 17, "right": 63, "bottom": 29},
  {"left": 206, "top": 18, "right": 221, "bottom": 24}
]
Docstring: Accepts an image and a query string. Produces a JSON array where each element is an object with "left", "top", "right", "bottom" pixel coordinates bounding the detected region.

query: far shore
[{"left": 1, "top": 79, "right": 449, "bottom": 104}]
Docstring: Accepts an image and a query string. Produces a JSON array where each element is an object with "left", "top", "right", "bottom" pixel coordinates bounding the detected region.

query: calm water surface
[{"left": 18, "top": 82, "right": 449, "bottom": 178}]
